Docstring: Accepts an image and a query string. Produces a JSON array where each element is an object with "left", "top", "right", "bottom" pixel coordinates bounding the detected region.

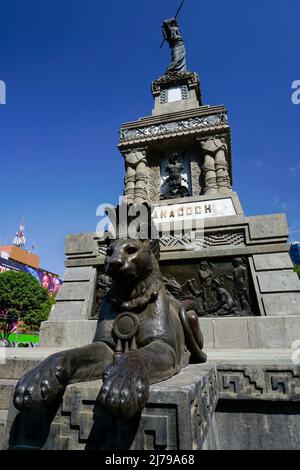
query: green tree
[
  {"left": 0, "top": 270, "right": 54, "bottom": 335},
  {"left": 295, "top": 265, "right": 300, "bottom": 279}
]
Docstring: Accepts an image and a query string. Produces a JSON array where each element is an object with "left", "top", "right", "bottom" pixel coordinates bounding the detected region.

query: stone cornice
[
  {"left": 120, "top": 105, "right": 227, "bottom": 130},
  {"left": 152, "top": 71, "right": 200, "bottom": 95},
  {"left": 119, "top": 110, "right": 229, "bottom": 147},
  {"left": 151, "top": 71, "right": 202, "bottom": 105}
]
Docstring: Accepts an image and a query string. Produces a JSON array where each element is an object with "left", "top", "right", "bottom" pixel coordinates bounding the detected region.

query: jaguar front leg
[{"left": 14, "top": 342, "right": 114, "bottom": 410}]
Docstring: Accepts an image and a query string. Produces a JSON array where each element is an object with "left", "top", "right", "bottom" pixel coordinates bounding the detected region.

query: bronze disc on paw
[{"left": 113, "top": 312, "right": 139, "bottom": 341}]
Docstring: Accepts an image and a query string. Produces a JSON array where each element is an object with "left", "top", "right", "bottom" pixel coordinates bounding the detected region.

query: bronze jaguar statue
[{"left": 14, "top": 237, "right": 206, "bottom": 420}]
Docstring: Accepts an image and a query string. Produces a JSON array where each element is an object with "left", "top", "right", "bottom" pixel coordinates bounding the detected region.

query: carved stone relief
[
  {"left": 162, "top": 257, "right": 257, "bottom": 317},
  {"left": 197, "top": 136, "right": 232, "bottom": 195},
  {"left": 160, "top": 152, "right": 190, "bottom": 199},
  {"left": 122, "top": 147, "right": 149, "bottom": 203},
  {"left": 90, "top": 271, "right": 112, "bottom": 320},
  {"left": 120, "top": 113, "right": 228, "bottom": 143}
]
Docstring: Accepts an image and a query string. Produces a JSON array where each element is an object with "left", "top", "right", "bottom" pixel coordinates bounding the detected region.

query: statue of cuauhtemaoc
[{"left": 162, "top": 18, "right": 187, "bottom": 73}]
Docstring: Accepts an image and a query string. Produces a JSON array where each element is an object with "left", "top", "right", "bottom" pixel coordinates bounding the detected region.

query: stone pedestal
[
  {"left": 39, "top": 70, "right": 299, "bottom": 350},
  {"left": 2, "top": 22, "right": 300, "bottom": 452},
  {"left": 4, "top": 364, "right": 218, "bottom": 451},
  {"left": 2, "top": 351, "right": 300, "bottom": 450}
]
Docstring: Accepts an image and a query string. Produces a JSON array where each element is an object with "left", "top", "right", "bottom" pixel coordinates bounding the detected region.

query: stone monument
[{"left": 1, "top": 16, "right": 300, "bottom": 451}]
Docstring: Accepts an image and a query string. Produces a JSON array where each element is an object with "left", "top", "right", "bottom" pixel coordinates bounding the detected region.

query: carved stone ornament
[
  {"left": 113, "top": 312, "right": 139, "bottom": 361},
  {"left": 160, "top": 152, "right": 189, "bottom": 200},
  {"left": 163, "top": 257, "right": 255, "bottom": 317},
  {"left": 152, "top": 71, "right": 200, "bottom": 96},
  {"left": 122, "top": 147, "right": 149, "bottom": 203},
  {"left": 198, "top": 135, "right": 232, "bottom": 195},
  {"left": 120, "top": 112, "right": 228, "bottom": 143},
  {"left": 90, "top": 272, "right": 112, "bottom": 320}
]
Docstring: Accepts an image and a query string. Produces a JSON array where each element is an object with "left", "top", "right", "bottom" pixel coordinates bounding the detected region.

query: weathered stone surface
[
  {"left": 152, "top": 92, "right": 200, "bottom": 116},
  {"left": 48, "top": 267, "right": 97, "bottom": 325},
  {"left": 253, "top": 253, "right": 294, "bottom": 271},
  {"left": 258, "top": 271, "right": 300, "bottom": 293},
  {"left": 0, "top": 380, "right": 17, "bottom": 410},
  {"left": 200, "top": 319, "right": 214, "bottom": 349},
  {"left": 0, "top": 359, "right": 41, "bottom": 380},
  {"left": 0, "top": 411, "right": 8, "bottom": 449},
  {"left": 47, "top": 301, "right": 85, "bottom": 321},
  {"left": 65, "top": 233, "right": 97, "bottom": 257},
  {"left": 214, "top": 402, "right": 300, "bottom": 450},
  {"left": 247, "top": 317, "right": 286, "bottom": 349},
  {"left": 39, "top": 321, "right": 97, "bottom": 348},
  {"left": 284, "top": 317, "right": 300, "bottom": 347},
  {"left": 201, "top": 317, "right": 300, "bottom": 350},
  {"left": 55, "top": 282, "right": 90, "bottom": 302},
  {"left": 262, "top": 293, "right": 300, "bottom": 316},
  {"left": 213, "top": 318, "right": 249, "bottom": 349},
  {"left": 248, "top": 214, "right": 288, "bottom": 241},
  {"left": 62, "top": 267, "right": 94, "bottom": 282}
]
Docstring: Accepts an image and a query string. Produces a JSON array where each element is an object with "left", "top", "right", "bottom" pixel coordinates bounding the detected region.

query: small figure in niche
[{"left": 161, "top": 153, "right": 189, "bottom": 200}]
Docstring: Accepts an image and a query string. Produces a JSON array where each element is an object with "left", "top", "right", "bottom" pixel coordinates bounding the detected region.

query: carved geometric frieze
[
  {"left": 265, "top": 371, "right": 300, "bottom": 399},
  {"left": 219, "top": 370, "right": 264, "bottom": 398},
  {"left": 135, "top": 407, "right": 178, "bottom": 450},
  {"left": 218, "top": 367, "right": 300, "bottom": 401},
  {"left": 190, "top": 157, "right": 202, "bottom": 196},
  {"left": 148, "top": 161, "right": 161, "bottom": 203},
  {"left": 119, "top": 112, "right": 228, "bottom": 143},
  {"left": 160, "top": 233, "right": 192, "bottom": 248},
  {"left": 193, "top": 231, "right": 245, "bottom": 248},
  {"left": 160, "top": 231, "right": 245, "bottom": 251},
  {"left": 97, "top": 230, "right": 245, "bottom": 255}
]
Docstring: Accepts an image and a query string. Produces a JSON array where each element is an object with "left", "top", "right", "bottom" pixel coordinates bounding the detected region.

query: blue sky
[{"left": 0, "top": 0, "right": 299, "bottom": 275}]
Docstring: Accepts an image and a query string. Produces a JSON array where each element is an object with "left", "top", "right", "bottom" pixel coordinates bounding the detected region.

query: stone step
[
  {"left": 0, "top": 379, "right": 17, "bottom": 410},
  {"left": 0, "top": 410, "right": 8, "bottom": 448},
  {"left": 1, "top": 348, "right": 66, "bottom": 380}
]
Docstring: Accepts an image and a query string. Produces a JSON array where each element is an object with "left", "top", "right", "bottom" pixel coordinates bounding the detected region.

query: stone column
[
  {"left": 199, "top": 138, "right": 217, "bottom": 195},
  {"left": 122, "top": 148, "right": 149, "bottom": 203},
  {"left": 215, "top": 138, "right": 231, "bottom": 195},
  {"left": 124, "top": 167, "right": 135, "bottom": 203},
  {"left": 135, "top": 157, "right": 149, "bottom": 203},
  {"left": 199, "top": 137, "right": 231, "bottom": 195}
]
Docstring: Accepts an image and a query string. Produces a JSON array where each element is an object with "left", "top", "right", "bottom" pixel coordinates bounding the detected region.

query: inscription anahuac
[
  {"left": 152, "top": 199, "right": 235, "bottom": 223},
  {"left": 154, "top": 204, "right": 212, "bottom": 219},
  {"left": 162, "top": 257, "right": 256, "bottom": 317}
]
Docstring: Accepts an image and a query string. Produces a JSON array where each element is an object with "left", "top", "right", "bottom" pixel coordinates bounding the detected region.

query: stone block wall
[{"left": 201, "top": 316, "right": 300, "bottom": 349}]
